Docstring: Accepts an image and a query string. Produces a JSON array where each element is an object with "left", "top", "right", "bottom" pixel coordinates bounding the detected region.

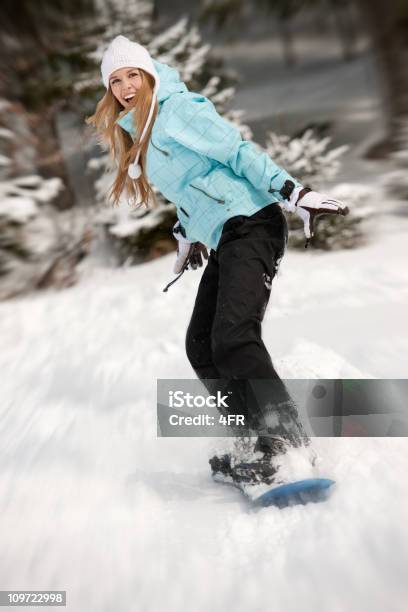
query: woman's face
[{"left": 109, "top": 67, "right": 142, "bottom": 109}]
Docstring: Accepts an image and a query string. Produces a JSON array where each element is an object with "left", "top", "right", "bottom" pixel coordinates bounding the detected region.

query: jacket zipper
[
  {"left": 151, "top": 140, "right": 169, "bottom": 156},
  {"left": 190, "top": 184, "right": 225, "bottom": 204}
]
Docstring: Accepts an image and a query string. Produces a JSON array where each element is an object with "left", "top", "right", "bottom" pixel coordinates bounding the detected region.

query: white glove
[
  {"left": 283, "top": 187, "right": 349, "bottom": 244},
  {"left": 172, "top": 222, "right": 209, "bottom": 274},
  {"left": 173, "top": 222, "right": 194, "bottom": 274}
]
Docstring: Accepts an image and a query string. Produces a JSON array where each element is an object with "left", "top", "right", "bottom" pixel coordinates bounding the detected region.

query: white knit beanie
[{"left": 101, "top": 35, "right": 160, "bottom": 180}]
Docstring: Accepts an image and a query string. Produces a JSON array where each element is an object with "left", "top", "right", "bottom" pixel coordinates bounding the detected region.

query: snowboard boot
[
  {"left": 209, "top": 450, "right": 279, "bottom": 486},
  {"left": 210, "top": 437, "right": 318, "bottom": 489}
]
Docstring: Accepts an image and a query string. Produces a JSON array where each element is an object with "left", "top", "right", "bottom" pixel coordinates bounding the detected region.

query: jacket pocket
[
  {"left": 179, "top": 206, "right": 190, "bottom": 219},
  {"left": 189, "top": 182, "right": 226, "bottom": 205},
  {"left": 150, "top": 139, "right": 170, "bottom": 157}
]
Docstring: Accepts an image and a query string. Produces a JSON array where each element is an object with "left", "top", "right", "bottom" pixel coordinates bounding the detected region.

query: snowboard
[{"left": 214, "top": 475, "right": 335, "bottom": 508}]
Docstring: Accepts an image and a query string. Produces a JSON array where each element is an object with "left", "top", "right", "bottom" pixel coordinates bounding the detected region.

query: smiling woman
[
  {"left": 86, "top": 48, "right": 158, "bottom": 207},
  {"left": 86, "top": 35, "right": 349, "bottom": 495},
  {"left": 109, "top": 67, "right": 143, "bottom": 109}
]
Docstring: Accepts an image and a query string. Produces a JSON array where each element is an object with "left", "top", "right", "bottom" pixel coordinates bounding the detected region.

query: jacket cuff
[{"left": 268, "top": 170, "right": 303, "bottom": 201}]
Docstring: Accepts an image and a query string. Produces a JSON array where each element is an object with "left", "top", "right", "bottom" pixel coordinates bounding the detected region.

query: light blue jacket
[{"left": 117, "top": 60, "right": 301, "bottom": 250}]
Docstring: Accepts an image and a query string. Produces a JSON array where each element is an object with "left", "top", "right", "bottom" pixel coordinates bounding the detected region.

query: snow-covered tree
[
  {"left": 264, "top": 128, "right": 367, "bottom": 250},
  {"left": 145, "top": 15, "right": 251, "bottom": 138},
  {"left": 285, "top": 182, "right": 372, "bottom": 250},
  {"left": 0, "top": 101, "right": 92, "bottom": 299},
  {"left": 74, "top": 0, "right": 155, "bottom": 97},
  {"left": 265, "top": 129, "right": 349, "bottom": 190}
]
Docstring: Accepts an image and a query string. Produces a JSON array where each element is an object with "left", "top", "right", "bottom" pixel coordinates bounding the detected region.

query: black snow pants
[{"left": 185, "top": 203, "right": 307, "bottom": 449}]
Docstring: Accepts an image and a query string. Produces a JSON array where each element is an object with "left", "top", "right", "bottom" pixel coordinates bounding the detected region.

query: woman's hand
[
  {"left": 173, "top": 222, "right": 208, "bottom": 274},
  {"left": 282, "top": 188, "right": 349, "bottom": 247},
  {"left": 187, "top": 242, "right": 209, "bottom": 270}
]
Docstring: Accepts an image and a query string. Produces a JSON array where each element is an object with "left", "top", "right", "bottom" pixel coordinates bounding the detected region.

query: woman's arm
[
  {"left": 163, "top": 92, "right": 302, "bottom": 198},
  {"left": 163, "top": 92, "right": 348, "bottom": 247}
]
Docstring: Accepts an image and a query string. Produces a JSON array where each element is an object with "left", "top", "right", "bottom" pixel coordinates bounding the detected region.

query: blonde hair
[{"left": 87, "top": 69, "right": 158, "bottom": 208}]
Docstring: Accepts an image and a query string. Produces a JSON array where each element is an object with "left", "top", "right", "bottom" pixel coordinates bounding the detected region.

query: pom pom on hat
[{"left": 128, "top": 162, "right": 142, "bottom": 180}]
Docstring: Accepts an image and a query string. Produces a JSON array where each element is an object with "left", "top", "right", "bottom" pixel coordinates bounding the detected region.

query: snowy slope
[{"left": 1, "top": 211, "right": 408, "bottom": 612}]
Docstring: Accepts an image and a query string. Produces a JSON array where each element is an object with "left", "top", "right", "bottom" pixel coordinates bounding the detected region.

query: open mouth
[{"left": 123, "top": 94, "right": 136, "bottom": 103}]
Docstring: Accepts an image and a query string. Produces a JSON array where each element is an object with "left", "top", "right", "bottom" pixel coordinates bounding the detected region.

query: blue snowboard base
[{"left": 251, "top": 478, "right": 335, "bottom": 508}]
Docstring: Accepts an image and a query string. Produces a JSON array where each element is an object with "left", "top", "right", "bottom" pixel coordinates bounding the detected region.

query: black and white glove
[
  {"left": 172, "top": 221, "right": 208, "bottom": 274},
  {"left": 283, "top": 186, "right": 349, "bottom": 247}
]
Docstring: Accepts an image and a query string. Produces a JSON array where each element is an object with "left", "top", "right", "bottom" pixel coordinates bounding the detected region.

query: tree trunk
[
  {"left": 331, "top": 0, "right": 357, "bottom": 62},
  {"left": 279, "top": 16, "right": 296, "bottom": 68},
  {"left": 356, "top": 0, "right": 408, "bottom": 151}
]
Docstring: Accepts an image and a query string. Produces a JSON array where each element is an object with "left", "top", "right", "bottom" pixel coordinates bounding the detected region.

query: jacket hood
[{"left": 153, "top": 60, "right": 188, "bottom": 103}]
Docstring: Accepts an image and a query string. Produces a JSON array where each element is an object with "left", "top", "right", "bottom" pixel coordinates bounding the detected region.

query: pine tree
[
  {"left": 265, "top": 128, "right": 368, "bottom": 250},
  {"left": 0, "top": 100, "right": 92, "bottom": 299}
]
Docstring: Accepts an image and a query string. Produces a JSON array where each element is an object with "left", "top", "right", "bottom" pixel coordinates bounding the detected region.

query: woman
[{"left": 88, "top": 35, "right": 348, "bottom": 489}]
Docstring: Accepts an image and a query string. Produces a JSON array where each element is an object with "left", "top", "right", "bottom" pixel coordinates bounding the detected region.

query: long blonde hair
[{"left": 87, "top": 69, "right": 158, "bottom": 208}]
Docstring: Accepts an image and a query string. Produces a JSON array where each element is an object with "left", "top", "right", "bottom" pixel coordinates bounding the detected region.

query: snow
[
  {"left": 12, "top": 175, "right": 43, "bottom": 188},
  {"left": 0, "top": 99, "right": 11, "bottom": 112},
  {"left": 0, "top": 153, "right": 11, "bottom": 167},
  {"left": 109, "top": 218, "right": 153, "bottom": 237},
  {"left": 0, "top": 196, "right": 38, "bottom": 223},
  {"left": 1, "top": 199, "right": 408, "bottom": 611},
  {"left": 0, "top": 126, "right": 15, "bottom": 140},
  {"left": 0, "top": 176, "right": 63, "bottom": 205},
  {"left": 265, "top": 129, "right": 349, "bottom": 187}
]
